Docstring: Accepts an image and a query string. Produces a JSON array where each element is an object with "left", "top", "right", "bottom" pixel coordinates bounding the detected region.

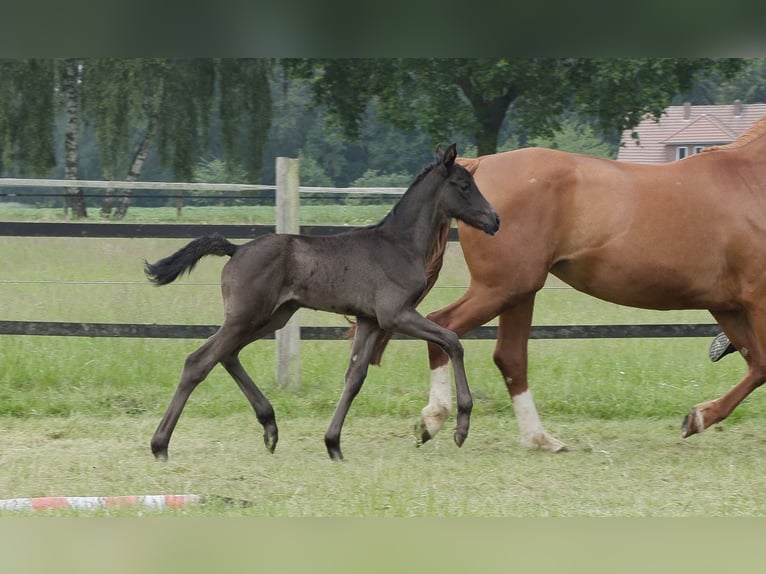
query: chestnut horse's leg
[
  {"left": 324, "top": 317, "right": 382, "bottom": 461},
  {"left": 682, "top": 309, "right": 766, "bottom": 436},
  {"left": 494, "top": 295, "right": 566, "bottom": 452}
]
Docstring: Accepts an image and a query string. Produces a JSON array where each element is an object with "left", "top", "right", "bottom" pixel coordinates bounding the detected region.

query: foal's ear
[{"left": 442, "top": 143, "right": 457, "bottom": 169}]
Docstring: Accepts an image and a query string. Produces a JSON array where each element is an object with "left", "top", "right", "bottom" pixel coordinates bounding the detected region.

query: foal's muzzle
[{"left": 483, "top": 211, "right": 500, "bottom": 236}]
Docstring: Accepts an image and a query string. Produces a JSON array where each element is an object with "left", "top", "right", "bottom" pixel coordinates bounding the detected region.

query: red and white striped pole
[{"left": 0, "top": 494, "right": 201, "bottom": 512}]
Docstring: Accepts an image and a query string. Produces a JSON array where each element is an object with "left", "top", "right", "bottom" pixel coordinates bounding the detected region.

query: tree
[
  {"left": 82, "top": 59, "right": 217, "bottom": 218},
  {"left": 264, "top": 69, "right": 433, "bottom": 186},
  {"left": 0, "top": 60, "right": 56, "bottom": 176},
  {"left": 683, "top": 58, "right": 766, "bottom": 104},
  {"left": 0, "top": 59, "right": 88, "bottom": 217},
  {"left": 286, "top": 58, "right": 746, "bottom": 156},
  {"left": 81, "top": 59, "right": 273, "bottom": 218},
  {"left": 218, "top": 59, "right": 273, "bottom": 182},
  {"left": 500, "top": 115, "right": 618, "bottom": 158},
  {"left": 565, "top": 58, "right": 745, "bottom": 143},
  {"left": 60, "top": 59, "right": 87, "bottom": 218}
]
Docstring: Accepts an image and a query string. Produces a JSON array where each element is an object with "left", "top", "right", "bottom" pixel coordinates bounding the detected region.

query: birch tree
[
  {"left": 82, "top": 59, "right": 170, "bottom": 218},
  {"left": 60, "top": 58, "right": 87, "bottom": 218}
]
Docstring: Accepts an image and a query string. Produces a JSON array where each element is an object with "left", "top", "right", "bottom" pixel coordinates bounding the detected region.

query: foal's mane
[{"left": 701, "top": 115, "right": 766, "bottom": 153}]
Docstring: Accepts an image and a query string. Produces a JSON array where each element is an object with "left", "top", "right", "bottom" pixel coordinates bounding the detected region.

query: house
[{"left": 617, "top": 100, "right": 766, "bottom": 164}]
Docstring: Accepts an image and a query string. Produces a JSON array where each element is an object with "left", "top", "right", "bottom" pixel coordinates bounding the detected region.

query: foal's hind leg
[
  {"left": 221, "top": 355, "right": 279, "bottom": 453},
  {"left": 151, "top": 306, "right": 294, "bottom": 460},
  {"left": 682, "top": 309, "right": 766, "bottom": 437},
  {"left": 324, "top": 317, "right": 382, "bottom": 461},
  {"left": 150, "top": 327, "right": 242, "bottom": 460}
]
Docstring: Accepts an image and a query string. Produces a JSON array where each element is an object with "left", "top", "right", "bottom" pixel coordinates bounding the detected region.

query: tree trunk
[
  {"left": 455, "top": 76, "right": 517, "bottom": 157},
  {"left": 100, "top": 176, "right": 116, "bottom": 218},
  {"left": 111, "top": 78, "right": 164, "bottom": 220},
  {"left": 112, "top": 117, "right": 157, "bottom": 220},
  {"left": 63, "top": 59, "right": 87, "bottom": 219},
  {"left": 473, "top": 95, "right": 516, "bottom": 156}
]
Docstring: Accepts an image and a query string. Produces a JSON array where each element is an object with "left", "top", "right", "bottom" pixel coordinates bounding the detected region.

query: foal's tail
[{"left": 144, "top": 234, "right": 237, "bottom": 286}]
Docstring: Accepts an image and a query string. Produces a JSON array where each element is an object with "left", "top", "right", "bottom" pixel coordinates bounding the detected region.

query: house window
[
  {"left": 694, "top": 146, "right": 704, "bottom": 154},
  {"left": 677, "top": 146, "right": 688, "bottom": 160}
]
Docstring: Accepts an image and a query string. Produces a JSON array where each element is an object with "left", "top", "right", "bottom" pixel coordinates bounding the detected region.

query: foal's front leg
[
  {"left": 391, "top": 309, "right": 473, "bottom": 448},
  {"left": 325, "top": 317, "right": 382, "bottom": 461}
]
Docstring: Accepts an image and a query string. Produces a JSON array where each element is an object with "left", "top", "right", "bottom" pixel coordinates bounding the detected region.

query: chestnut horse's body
[{"left": 419, "top": 117, "right": 766, "bottom": 450}]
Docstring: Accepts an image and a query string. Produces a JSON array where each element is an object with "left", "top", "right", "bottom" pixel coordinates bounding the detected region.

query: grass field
[{"left": 1, "top": 204, "right": 764, "bottom": 519}]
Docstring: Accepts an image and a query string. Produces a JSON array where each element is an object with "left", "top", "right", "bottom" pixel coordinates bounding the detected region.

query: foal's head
[{"left": 432, "top": 143, "right": 499, "bottom": 236}]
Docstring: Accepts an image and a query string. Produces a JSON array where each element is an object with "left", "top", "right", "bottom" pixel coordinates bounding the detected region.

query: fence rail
[
  {"left": 0, "top": 173, "right": 720, "bottom": 344},
  {"left": 0, "top": 221, "right": 400, "bottom": 239},
  {"left": 0, "top": 221, "right": 718, "bottom": 341},
  {"left": 0, "top": 321, "right": 722, "bottom": 340}
]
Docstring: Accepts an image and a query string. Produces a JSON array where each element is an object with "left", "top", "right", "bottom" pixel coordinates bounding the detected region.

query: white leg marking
[
  {"left": 511, "top": 388, "right": 567, "bottom": 452},
  {"left": 420, "top": 364, "right": 452, "bottom": 437},
  {"left": 694, "top": 408, "right": 705, "bottom": 433}
]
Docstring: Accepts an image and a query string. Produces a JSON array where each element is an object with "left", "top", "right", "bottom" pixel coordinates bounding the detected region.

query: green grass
[
  {"left": 1, "top": 206, "right": 763, "bottom": 517},
  {"left": 2, "top": 414, "right": 766, "bottom": 517}
]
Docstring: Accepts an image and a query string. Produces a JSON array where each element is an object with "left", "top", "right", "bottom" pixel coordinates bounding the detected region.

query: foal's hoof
[
  {"left": 453, "top": 429, "right": 467, "bottom": 448},
  {"left": 327, "top": 448, "right": 344, "bottom": 462},
  {"left": 150, "top": 438, "right": 169, "bottom": 461},
  {"left": 324, "top": 435, "right": 344, "bottom": 461},
  {"left": 152, "top": 447, "right": 169, "bottom": 461},
  {"left": 681, "top": 408, "right": 706, "bottom": 438},
  {"left": 263, "top": 430, "right": 278, "bottom": 454}
]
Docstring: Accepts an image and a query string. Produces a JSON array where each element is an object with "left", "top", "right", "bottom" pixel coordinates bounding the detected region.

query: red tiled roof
[
  {"left": 662, "top": 114, "right": 736, "bottom": 144},
  {"left": 617, "top": 101, "right": 766, "bottom": 164}
]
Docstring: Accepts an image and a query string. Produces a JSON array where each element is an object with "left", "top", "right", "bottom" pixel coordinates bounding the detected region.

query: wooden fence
[{"left": 0, "top": 167, "right": 721, "bottom": 387}]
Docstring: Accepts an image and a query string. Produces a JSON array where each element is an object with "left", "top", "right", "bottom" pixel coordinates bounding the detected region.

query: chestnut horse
[{"left": 417, "top": 116, "right": 766, "bottom": 451}]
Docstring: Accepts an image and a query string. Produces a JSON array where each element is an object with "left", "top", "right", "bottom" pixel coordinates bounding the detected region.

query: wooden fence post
[{"left": 275, "top": 157, "right": 301, "bottom": 389}]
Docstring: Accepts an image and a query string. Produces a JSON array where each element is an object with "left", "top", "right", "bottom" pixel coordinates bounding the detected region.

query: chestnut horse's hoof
[
  {"left": 681, "top": 408, "right": 705, "bottom": 437},
  {"left": 521, "top": 433, "right": 568, "bottom": 452},
  {"left": 414, "top": 422, "right": 433, "bottom": 447}
]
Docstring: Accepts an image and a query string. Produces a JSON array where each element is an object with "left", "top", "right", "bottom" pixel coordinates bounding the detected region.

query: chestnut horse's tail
[
  {"left": 347, "top": 220, "right": 452, "bottom": 365},
  {"left": 144, "top": 234, "right": 237, "bottom": 286}
]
